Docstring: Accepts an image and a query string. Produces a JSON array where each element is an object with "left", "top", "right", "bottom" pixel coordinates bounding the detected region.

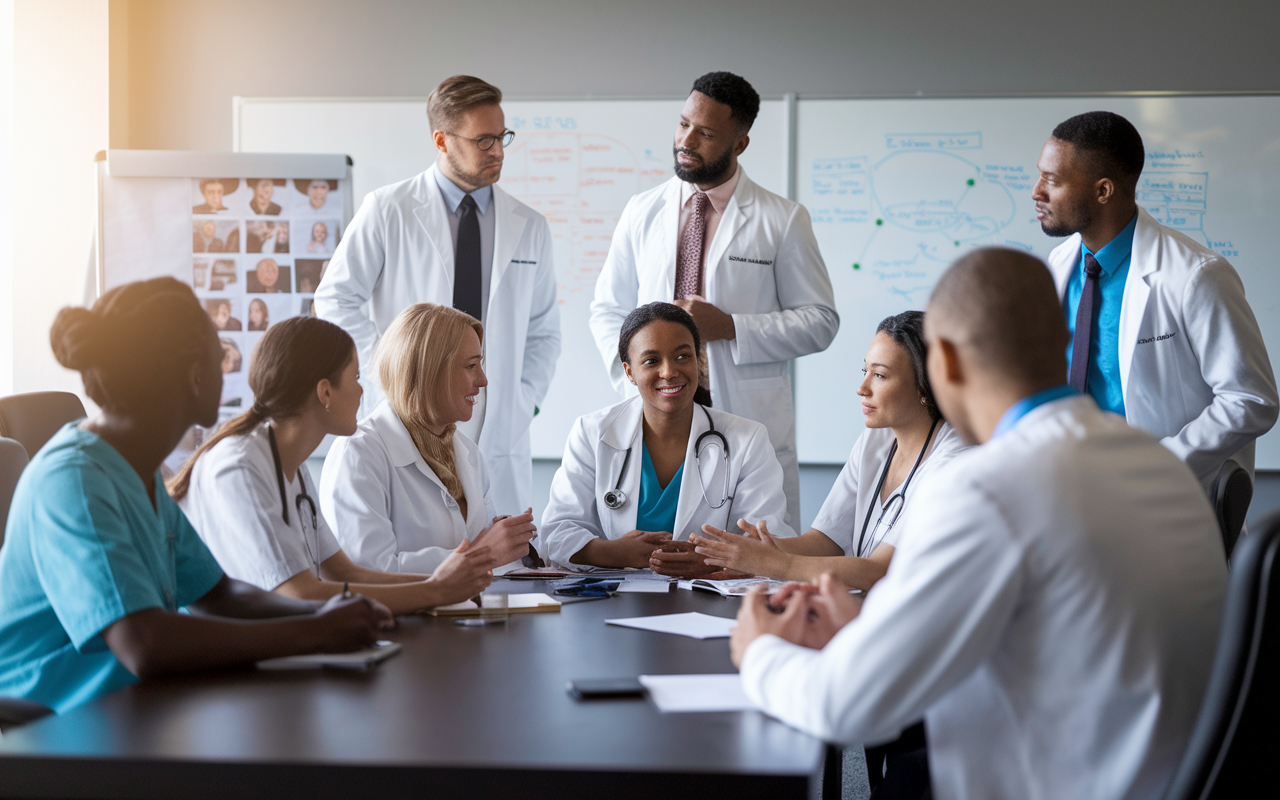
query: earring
[
  {"left": 919, "top": 397, "right": 927, "bottom": 406},
  {"left": 324, "top": 404, "right": 331, "bottom": 412}
]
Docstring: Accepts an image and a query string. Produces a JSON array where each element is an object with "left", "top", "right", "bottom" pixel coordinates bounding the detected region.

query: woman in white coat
[
  {"left": 693, "top": 311, "right": 965, "bottom": 591},
  {"left": 172, "top": 316, "right": 492, "bottom": 614},
  {"left": 541, "top": 302, "right": 794, "bottom": 574},
  {"left": 320, "top": 303, "right": 537, "bottom": 575}
]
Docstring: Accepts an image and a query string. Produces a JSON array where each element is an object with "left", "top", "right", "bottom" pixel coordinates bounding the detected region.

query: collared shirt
[
  {"left": 1064, "top": 213, "right": 1137, "bottom": 416},
  {"left": 992, "top": 385, "right": 1078, "bottom": 440},
  {"left": 433, "top": 168, "right": 495, "bottom": 324},
  {"left": 677, "top": 164, "right": 740, "bottom": 283}
]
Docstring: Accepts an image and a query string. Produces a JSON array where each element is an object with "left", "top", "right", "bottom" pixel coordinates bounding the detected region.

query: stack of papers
[
  {"left": 605, "top": 612, "right": 736, "bottom": 639},
  {"left": 639, "top": 674, "right": 756, "bottom": 712},
  {"left": 616, "top": 578, "right": 672, "bottom": 594}
]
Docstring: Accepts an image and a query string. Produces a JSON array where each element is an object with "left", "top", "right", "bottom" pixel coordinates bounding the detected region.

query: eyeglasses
[{"left": 446, "top": 129, "right": 515, "bottom": 151}]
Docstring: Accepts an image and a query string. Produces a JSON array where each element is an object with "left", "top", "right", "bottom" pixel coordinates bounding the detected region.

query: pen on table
[{"left": 342, "top": 582, "right": 351, "bottom": 600}]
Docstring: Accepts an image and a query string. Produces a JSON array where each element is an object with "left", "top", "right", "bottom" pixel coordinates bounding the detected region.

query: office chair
[
  {"left": 1161, "top": 510, "right": 1280, "bottom": 799},
  {"left": 0, "top": 436, "right": 29, "bottom": 550},
  {"left": 1211, "top": 463, "right": 1252, "bottom": 562},
  {"left": 0, "top": 391, "right": 86, "bottom": 460}
]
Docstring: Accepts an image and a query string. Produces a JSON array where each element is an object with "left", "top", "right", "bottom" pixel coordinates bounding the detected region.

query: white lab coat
[
  {"left": 314, "top": 164, "right": 561, "bottom": 514},
  {"left": 589, "top": 169, "right": 839, "bottom": 524},
  {"left": 809, "top": 422, "right": 967, "bottom": 556},
  {"left": 540, "top": 396, "right": 795, "bottom": 567},
  {"left": 319, "top": 400, "right": 499, "bottom": 574},
  {"left": 741, "top": 396, "right": 1227, "bottom": 800},
  {"left": 180, "top": 422, "right": 342, "bottom": 591},
  {"left": 1047, "top": 207, "right": 1278, "bottom": 490}
]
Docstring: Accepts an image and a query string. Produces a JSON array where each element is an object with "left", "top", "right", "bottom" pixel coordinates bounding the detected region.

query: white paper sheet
[
  {"left": 617, "top": 579, "right": 672, "bottom": 594},
  {"left": 605, "top": 612, "right": 736, "bottom": 639},
  {"left": 639, "top": 674, "right": 756, "bottom": 712}
]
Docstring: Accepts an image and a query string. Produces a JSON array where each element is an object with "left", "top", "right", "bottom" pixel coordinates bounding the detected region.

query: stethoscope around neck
[
  {"left": 268, "top": 425, "right": 322, "bottom": 578},
  {"left": 855, "top": 417, "right": 940, "bottom": 559},
  {"left": 603, "top": 405, "right": 732, "bottom": 511}
]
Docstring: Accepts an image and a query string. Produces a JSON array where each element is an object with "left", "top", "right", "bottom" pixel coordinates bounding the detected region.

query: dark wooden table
[{"left": 0, "top": 580, "right": 828, "bottom": 799}]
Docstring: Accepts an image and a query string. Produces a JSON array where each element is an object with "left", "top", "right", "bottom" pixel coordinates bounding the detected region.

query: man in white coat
[
  {"left": 590, "top": 72, "right": 838, "bottom": 524},
  {"left": 315, "top": 75, "right": 560, "bottom": 515},
  {"left": 1035, "top": 110, "right": 1277, "bottom": 493},
  {"left": 732, "top": 248, "right": 1227, "bottom": 800}
]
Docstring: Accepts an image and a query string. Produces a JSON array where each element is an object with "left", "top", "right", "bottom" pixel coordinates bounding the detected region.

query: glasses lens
[
  {"left": 475, "top": 135, "right": 496, "bottom": 151},
  {"left": 501, "top": 130, "right": 516, "bottom": 147}
]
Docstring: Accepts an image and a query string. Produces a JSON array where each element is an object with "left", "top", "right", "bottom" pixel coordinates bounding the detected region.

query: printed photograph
[
  {"left": 220, "top": 336, "right": 243, "bottom": 374},
  {"left": 192, "top": 178, "right": 239, "bottom": 213},
  {"left": 294, "top": 258, "right": 329, "bottom": 294},
  {"left": 246, "top": 297, "right": 270, "bottom": 331},
  {"left": 205, "top": 298, "right": 242, "bottom": 331},
  {"left": 246, "top": 257, "right": 291, "bottom": 293},
  {"left": 245, "top": 178, "right": 285, "bottom": 216},
  {"left": 192, "top": 219, "right": 240, "bottom": 253},
  {"left": 245, "top": 220, "right": 289, "bottom": 253},
  {"left": 209, "top": 259, "right": 238, "bottom": 290},
  {"left": 292, "top": 219, "right": 337, "bottom": 256},
  {"left": 292, "top": 178, "right": 339, "bottom": 215},
  {"left": 193, "top": 258, "right": 210, "bottom": 289}
]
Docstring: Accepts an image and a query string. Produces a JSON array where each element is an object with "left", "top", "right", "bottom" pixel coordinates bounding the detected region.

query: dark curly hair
[
  {"left": 875, "top": 310, "right": 940, "bottom": 421},
  {"left": 691, "top": 71, "right": 760, "bottom": 133},
  {"left": 1051, "top": 111, "right": 1145, "bottom": 193},
  {"left": 618, "top": 302, "right": 712, "bottom": 407}
]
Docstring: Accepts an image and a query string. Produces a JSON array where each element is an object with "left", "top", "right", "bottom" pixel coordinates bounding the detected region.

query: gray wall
[
  {"left": 123, "top": 0, "right": 1279, "bottom": 152},
  {"left": 184, "top": 0, "right": 1280, "bottom": 526}
]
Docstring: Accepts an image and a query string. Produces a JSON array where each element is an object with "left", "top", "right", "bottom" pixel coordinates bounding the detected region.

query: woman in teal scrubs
[
  {"left": 540, "top": 302, "right": 794, "bottom": 574},
  {"left": 0, "top": 277, "right": 391, "bottom": 716}
]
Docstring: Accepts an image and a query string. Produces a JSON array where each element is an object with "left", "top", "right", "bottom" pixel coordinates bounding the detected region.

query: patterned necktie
[
  {"left": 675, "top": 191, "right": 712, "bottom": 397},
  {"left": 1068, "top": 252, "right": 1102, "bottom": 393},
  {"left": 675, "top": 191, "right": 710, "bottom": 299},
  {"left": 453, "top": 195, "right": 482, "bottom": 320}
]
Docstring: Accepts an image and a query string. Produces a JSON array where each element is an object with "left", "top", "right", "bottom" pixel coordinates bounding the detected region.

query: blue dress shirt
[
  {"left": 1063, "top": 213, "right": 1137, "bottom": 416},
  {"left": 433, "top": 168, "right": 495, "bottom": 322},
  {"left": 992, "top": 385, "right": 1078, "bottom": 440},
  {"left": 636, "top": 443, "right": 684, "bottom": 534}
]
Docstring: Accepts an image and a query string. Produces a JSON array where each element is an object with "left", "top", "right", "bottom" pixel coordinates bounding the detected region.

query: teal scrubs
[
  {"left": 0, "top": 424, "right": 224, "bottom": 714},
  {"left": 635, "top": 443, "right": 684, "bottom": 534}
]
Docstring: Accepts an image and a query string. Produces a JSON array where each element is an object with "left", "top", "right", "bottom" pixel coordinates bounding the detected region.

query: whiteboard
[
  {"left": 237, "top": 97, "right": 789, "bottom": 459},
  {"left": 793, "top": 95, "right": 1280, "bottom": 468}
]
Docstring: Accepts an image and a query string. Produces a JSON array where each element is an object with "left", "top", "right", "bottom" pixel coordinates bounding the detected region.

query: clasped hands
[
  {"left": 728, "top": 574, "right": 864, "bottom": 667},
  {"left": 674, "top": 296, "right": 736, "bottom": 342}
]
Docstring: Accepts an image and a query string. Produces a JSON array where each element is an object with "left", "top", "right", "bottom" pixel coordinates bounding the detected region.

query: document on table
[
  {"left": 639, "top": 674, "right": 756, "bottom": 712},
  {"left": 616, "top": 578, "right": 672, "bottom": 593},
  {"left": 256, "top": 640, "right": 402, "bottom": 671},
  {"left": 605, "top": 612, "right": 736, "bottom": 639}
]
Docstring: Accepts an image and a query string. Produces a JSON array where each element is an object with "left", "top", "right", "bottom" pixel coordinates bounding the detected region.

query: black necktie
[
  {"left": 1068, "top": 252, "right": 1102, "bottom": 394},
  {"left": 453, "top": 195, "right": 482, "bottom": 320}
]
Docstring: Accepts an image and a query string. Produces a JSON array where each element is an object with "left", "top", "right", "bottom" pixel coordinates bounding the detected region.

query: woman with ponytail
[
  {"left": 0, "top": 278, "right": 389, "bottom": 716},
  {"left": 540, "top": 302, "right": 794, "bottom": 574},
  {"left": 320, "top": 303, "right": 538, "bottom": 574},
  {"left": 172, "top": 316, "right": 492, "bottom": 612}
]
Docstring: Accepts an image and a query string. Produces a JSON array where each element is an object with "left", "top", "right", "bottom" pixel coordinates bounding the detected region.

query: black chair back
[
  {"left": 1162, "top": 510, "right": 1280, "bottom": 799},
  {"left": 0, "top": 391, "right": 86, "bottom": 459},
  {"left": 1212, "top": 464, "right": 1253, "bottom": 561}
]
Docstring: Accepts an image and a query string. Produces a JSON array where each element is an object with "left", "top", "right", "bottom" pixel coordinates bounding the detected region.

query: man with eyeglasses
[{"left": 316, "top": 75, "right": 560, "bottom": 519}]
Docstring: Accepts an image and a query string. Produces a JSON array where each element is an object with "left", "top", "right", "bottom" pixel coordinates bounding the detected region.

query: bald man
[{"left": 731, "top": 248, "right": 1227, "bottom": 800}]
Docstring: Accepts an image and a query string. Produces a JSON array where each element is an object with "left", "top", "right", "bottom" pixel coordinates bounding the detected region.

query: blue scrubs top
[
  {"left": 635, "top": 443, "right": 684, "bottom": 534},
  {"left": 0, "top": 424, "right": 224, "bottom": 714}
]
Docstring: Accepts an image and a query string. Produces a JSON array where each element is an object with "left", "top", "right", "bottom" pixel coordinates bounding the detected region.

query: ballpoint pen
[{"left": 342, "top": 582, "right": 351, "bottom": 600}]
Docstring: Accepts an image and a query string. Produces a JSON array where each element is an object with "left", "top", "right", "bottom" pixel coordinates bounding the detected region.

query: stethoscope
[
  {"left": 268, "top": 425, "right": 321, "bottom": 578},
  {"left": 855, "top": 417, "right": 939, "bottom": 559},
  {"left": 603, "top": 405, "right": 732, "bottom": 510}
]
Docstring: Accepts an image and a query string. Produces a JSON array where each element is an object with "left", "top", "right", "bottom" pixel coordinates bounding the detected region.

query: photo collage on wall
[{"left": 189, "top": 176, "right": 344, "bottom": 419}]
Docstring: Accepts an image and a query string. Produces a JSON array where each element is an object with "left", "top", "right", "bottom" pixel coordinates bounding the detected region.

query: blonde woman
[{"left": 319, "top": 303, "right": 537, "bottom": 574}]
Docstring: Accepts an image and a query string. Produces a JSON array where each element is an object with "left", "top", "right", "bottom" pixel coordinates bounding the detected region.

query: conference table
[{"left": 0, "top": 579, "right": 834, "bottom": 799}]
